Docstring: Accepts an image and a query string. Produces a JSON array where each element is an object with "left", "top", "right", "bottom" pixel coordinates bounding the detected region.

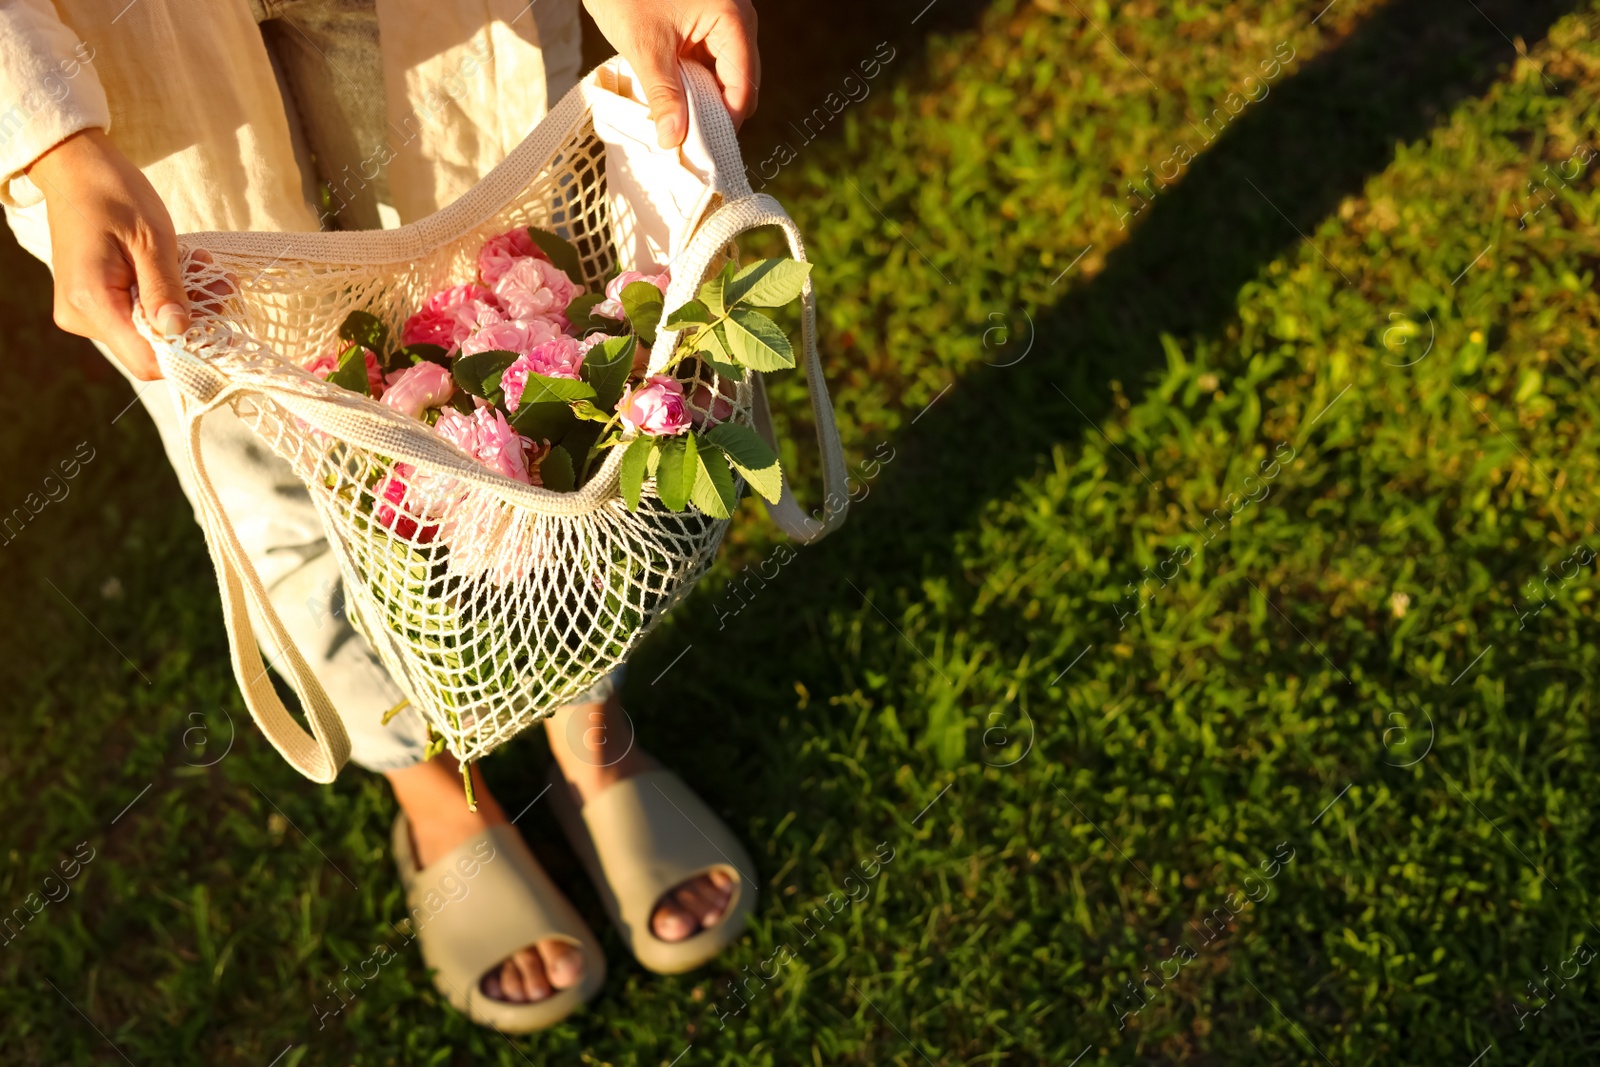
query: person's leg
[
  {"left": 386, "top": 755, "right": 586, "bottom": 999},
  {"left": 543, "top": 686, "right": 736, "bottom": 941},
  {"left": 240, "top": 0, "right": 606, "bottom": 1006}
]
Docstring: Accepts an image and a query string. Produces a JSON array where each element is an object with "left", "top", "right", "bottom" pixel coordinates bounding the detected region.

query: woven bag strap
[
  {"left": 649, "top": 65, "right": 848, "bottom": 542},
  {"left": 648, "top": 195, "right": 849, "bottom": 542},
  {"left": 156, "top": 344, "right": 353, "bottom": 783}
]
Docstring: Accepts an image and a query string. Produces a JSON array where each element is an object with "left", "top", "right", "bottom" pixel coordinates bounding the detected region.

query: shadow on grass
[
  {"left": 844, "top": 0, "right": 1578, "bottom": 573},
  {"left": 628, "top": 0, "right": 1582, "bottom": 781}
]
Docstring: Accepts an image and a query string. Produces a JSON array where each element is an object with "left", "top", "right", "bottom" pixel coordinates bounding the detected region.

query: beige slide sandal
[
  {"left": 548, "top": 767, "right": 758, "bottom": 975},
  {"left": 392, "top": 813, "right": 605, "bottom": 1032}
]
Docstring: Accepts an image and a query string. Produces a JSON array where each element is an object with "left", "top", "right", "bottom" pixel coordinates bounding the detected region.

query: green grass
[{"left": 6, "top": 0, "right": 1600, "bottom": 1062}]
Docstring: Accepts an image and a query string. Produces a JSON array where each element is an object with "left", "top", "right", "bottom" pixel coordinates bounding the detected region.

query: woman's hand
[
  {"left": 28, "top": 128, "right": 189, "bottom": 381},
  {"left": 583, "top": 0, "right": 759, "bottom": 148}
]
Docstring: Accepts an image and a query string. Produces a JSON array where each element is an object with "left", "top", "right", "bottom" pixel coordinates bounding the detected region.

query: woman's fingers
[
  {"left": 627, "top": 16, "right": 691, "bottom": 148},
  {"left": 52, "top": 242, "right": 160, "bottom": 380},
  {"left": 586, "top": 0, "right": 761, "bottom": 141},
  {"left": 129, "top": 223, "right": 191, "bottom": 338},
  {"left": 96, "top": 288, "right": 163, "bottom": 381},
  {"left": 30, "top": 129, "right": 185, "bottom": 381}
]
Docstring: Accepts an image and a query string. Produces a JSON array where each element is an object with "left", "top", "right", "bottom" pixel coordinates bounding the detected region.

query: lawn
[{"left": 4, "top": 0, "right": 1600, "bottom": 1063}]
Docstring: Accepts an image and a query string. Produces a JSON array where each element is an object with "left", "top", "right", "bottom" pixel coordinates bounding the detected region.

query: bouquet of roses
[{"left": 302, "top": 226, "right": 812, "bottom": 569}]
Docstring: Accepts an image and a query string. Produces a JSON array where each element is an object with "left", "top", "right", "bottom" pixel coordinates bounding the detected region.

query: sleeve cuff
[{"left": 0, "top": 11, "right": 110, "bottom": 209}]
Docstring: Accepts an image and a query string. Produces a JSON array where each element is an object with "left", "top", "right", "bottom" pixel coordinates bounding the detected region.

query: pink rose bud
[
  {"left": 617, "top": 374, "right": 691, "bottom": 437},
  {"left": 594, "top": 269, "right": 669, "bottom": 320},
  {"left": 380, "top": 361, "right": 455, "bottom": 420}
]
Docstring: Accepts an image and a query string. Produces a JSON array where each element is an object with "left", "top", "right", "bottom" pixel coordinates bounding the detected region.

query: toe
[
  {"left": 495, "top": 956, "right": 527, "bottom": 1002},
  {"left": 674, "top": 880, "right": 724, "bottom": 928},
  {"left": 537, "top": 939, "right": 584, "bottom": 990},
  {"left": 510, "top": 947, "right": 552, "bottom": 1002},
  {"left": 701, "top": 873, "right": 734, "bottom": 925},
  {"left": 651, "top": 891, "right": 699, "bottom": 942},
  {"left": 484, "top": 947, "right": 556, "bottom": 1003}
]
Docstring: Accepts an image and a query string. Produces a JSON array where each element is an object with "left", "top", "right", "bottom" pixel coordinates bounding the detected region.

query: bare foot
[
  {"left": 545, "top": 694, "right": 735, "bottom": 941},
  {"left": 386, "top": 756, "right": 584, "bottom": 1004}
]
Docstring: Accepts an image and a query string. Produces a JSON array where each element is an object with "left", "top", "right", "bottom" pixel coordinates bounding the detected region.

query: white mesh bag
[{"left": 139, "top": 59, "right": 848, "bottom": 784}]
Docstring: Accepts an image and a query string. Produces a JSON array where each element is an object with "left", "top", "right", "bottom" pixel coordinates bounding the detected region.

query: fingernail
[
  {"left": 657, "top": 115, "right": 683, "bottom": 149},
  {"left": 155, "top": 302, "right": 188, "bottom": 338}
]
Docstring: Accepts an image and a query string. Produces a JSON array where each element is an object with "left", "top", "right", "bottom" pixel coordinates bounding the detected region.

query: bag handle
[
  {"left": 648, "top": 192, "right": 850, "bottom": 543},
  {"left": 150, "top": 337, "right": 353, "bottom": 783},
  {"left": 645, "top": 64, "right": 846, "bottom": 540}
]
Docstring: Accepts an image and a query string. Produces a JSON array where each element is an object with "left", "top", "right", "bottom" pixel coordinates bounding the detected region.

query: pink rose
[
  {"left": 459, "top": 316, "right": 565, "bottom": 360},
  {"left": 492, "top": 256, "right": 578, "bottom": 324},
  {"left": 617, "top": 374, "right": 690, "bottom": 436},
  {"left": 690, "top": 376, "right": 737, "bottom": 429},
  {"left": 306, "top": 346, "right": 385, "bottom": 397},
  {"left": 401, "top": 284, "right": 496, "bottom": 352},
  {"left": 577, "top": 332, "right": 615, "bottom": 356},
  {"left": 501, "top": 337, "right": 585, "bottom": 412},
  {"left": 477, "top": 227, "right": 550, "bottom": 287},
  {"left": 433, "top": 407, "right": 533, "bottom": 484},
  {"left": 380, "top": 361, "right": 455, "bottom": 420},
  {"left": 594, "top": 269, "right": 670, "bottom": 320},
  {"left": 374, "top": 462, "right": 440, "bottom": 543}
]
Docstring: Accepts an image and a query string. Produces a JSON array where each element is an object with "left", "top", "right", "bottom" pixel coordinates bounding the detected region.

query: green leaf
[
  {"left": 695, "top": 323, "right": 742, "bottom": 379},
  {"left": 665, "top": 299, "right": 712, "bottom": 328},
  {"left": 728, "top": 258, "right": 812, "bottom": 308},
  {"left": 327, "top": 343, "right": 371, "bottom": 395},
  {"left": 563, "top": 421, "right": 601, "bottom": 480},
  {"left": 539, "top": 446, "right": 575, "bottom": 492},
  {"left": 646, "top": 440, "right": 663, "bottom": 477},
  {"left": 580, "top": 335, "right": 636, "bottom": 412},
  {"left": 621, "top": 281, "right": 665, "bottom": 346},
  {"left": 518, "top": 372, "right": 597, "bottom": 407},
  {"left": 706, "top": 422, "right": 783, "bottom": 503},
  {"left": 655, "top": 433, "right": 695, "bottom": 512},
  {"left": 618, "top": 435, "right": 655, "bottom": 511},
  {"left": 507, "top": 401, "right": 575, "bottom": 444},
  {"left": 379, "top": 348, "right": 407, "bottom": 376},
  {"left": 398, "top": 343, "right": 450, "bottom": 369},
  {"left": 699, "top": 261, "right": 737, "bottom": 318},
  {"left": 725, "top": 306, "right": 796, "bottom": 371},
  {"left": 339, "top": 310, "right": 388, "bottom": 355},
  {"left": 690, "top": 444, "right": 738, "bottom": 519},
  {"left": 526, "top": 227, "right": 584, "bottom": 284},
  {"left": 705, "top": 352, "right": 744, "bottom": 382},
  {"left": 566, "top": 292, "right": 612, "bottom": 332},
  {"left": 453, "top": 350, "right": 518, "bottom": 403}
]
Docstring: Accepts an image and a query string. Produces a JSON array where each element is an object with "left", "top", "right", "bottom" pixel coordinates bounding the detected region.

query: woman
[{"left": 1, "top": 0, "right": 760, "bottom": 1033}]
